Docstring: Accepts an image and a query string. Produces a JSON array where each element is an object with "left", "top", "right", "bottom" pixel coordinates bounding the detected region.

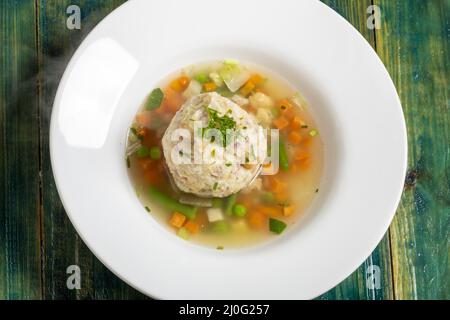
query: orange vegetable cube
[
  {"left": 169, "top": 212, "right": 186, "bottom": 228},
  {"left": 273, "top": 116, "right": 289, "bottom": 130},
  {"left": 283, "top": 205, "right": 295, "bottom": 217},
  {"left": 291, "top": 116, "right": 306, "bottom": 129},
  {"left": 248, "top": 211, "right": 266, "bottom": 229},
  {"left": 249, "top": 74, "right": 265, "bottom": 86},
  {"left": 136, "top": 112, "right": 152, "bottom": 127},
  {"left": 170, "top": 76, "right": 190, "bottom": 92},
  {"left": 294, "top": 150, "right": 310, "bottom": 161},
  {"left": 159, "top": 88, "right": 184, "bottom": 113},
  {"left": 264, "top": 176, "right": 285, "bottom": 193},
  {"left": 277, "top": 99, "right": 295, "bottom": 119},
  {"left": 184, "top": 220, "right": 200, "bottom": 234},
  {"left": 288, "top": 131, "right": 303, "bottom": 144},
  {"left": 257, "top": 205, "right": 281, "bottom": 217},
  {"left": 203, "top": 82, "right": 217, "bottom": 92},
  {"left": 239, "top": 81, "right": 256, "bottom": 96},
  {"left": 299, "top": 158, "right": 311, "bottom": 170}
]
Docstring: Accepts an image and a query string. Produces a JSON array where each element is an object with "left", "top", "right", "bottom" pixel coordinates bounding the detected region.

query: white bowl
[{"left": 50, "top": 0, "right": 407, "bottom": 299}]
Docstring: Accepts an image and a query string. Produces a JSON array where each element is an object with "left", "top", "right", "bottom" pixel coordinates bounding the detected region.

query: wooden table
[{"left": 0, "top": 0, "right": 448, "bottom": 300}]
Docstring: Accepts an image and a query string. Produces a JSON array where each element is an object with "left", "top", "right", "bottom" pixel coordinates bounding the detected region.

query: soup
[{"left": 126, "top": 60, "right": 323, "bottom": 249}]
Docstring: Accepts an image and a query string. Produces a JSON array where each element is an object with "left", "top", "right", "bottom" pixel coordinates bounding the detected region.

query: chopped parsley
[
  {"left": 203, "top": 107, "right": 236, "bottom": 146},
  {"left": 213, "top": 182, "right": 219, "bottom": 190},
  {"left": 145, "top": 206, "right": 151, "bottom": 212}
]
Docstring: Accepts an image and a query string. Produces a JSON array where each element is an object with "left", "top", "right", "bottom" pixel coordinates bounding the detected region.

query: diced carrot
[
  {"left": 283, "top": 205, "right": 295, "bottom": 217},
  {"left": 203, "top": 82, "right": 217, "bottom": 92},
  {"left": 170, "top": 76, "right": 190, "bottom": 92},
  {"left": 294, "top": 150, "right": 310, "bottom": 161},
  {"left": 299, "top": 158, "right": 311, "bottom": 170},
  {"left": 264, "top": 176, "right": 285, "bottom": 193},
  {"left": 291, "top": 116, "right": 306, "bottom": 129},
  {"left": 273, "top": 116, "right": 289, "bottom": 130},
  {"left": 169, "top": 212, "right": 186, "bottom": 228},
  {"left": 249, "top": 74, "right": 264, "bottom": 86},
  {"left": 256, "top": 205, "right": 281, "bottom": 217},
  {"left": 184, "top": 220, "right": 200, "bottom": 234},
  {"left": 240, "top": 81, "right": 256, "bottom": 96},
  {"left": 288, "top": 131, "right": 303, "bottom": 144},
  {"left": 278, "top": 99, "right": 293, "bottom": 109},
  {"left": 159, "top": 88, "right": 184, "bottom": 113},
  {"left": 277, "top": 99, "right": 295, "bottom": 119},
  {"left": 136, "top": 112, "right": 152, "bottom": 127},
  {"left": 248, "top": 211, "right": 266, "bottom": 229}
]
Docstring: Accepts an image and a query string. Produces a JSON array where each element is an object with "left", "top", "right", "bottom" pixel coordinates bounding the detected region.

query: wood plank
[
  {"left": 0, "top": 0, "right": 42, "bottom": 299},
  {"left": 374, "top": 0, "right": 449, "bottom": 299},
  {"left": 317, "top": 0, "right": 394, "bottom": 300},
  {"left": 38, "top": 0, "right": 146, "bottom": 299}
]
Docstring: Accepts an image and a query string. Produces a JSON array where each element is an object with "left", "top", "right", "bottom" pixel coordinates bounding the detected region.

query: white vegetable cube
[
  {"left": 209, "top": 72, "right": 223, "bottom": 87},
  {"left": 207, "top": 208, "right": 224, "bottom": 222},
  {"left": 182, "top": 80, "right": 202, "bottom": 99}
]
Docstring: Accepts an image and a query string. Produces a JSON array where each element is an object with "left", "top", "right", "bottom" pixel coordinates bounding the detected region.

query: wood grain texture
[
  {"left": 374, "top": 0, "right": 449, "bottom": 300},
  {"left": 0, "top": 0, "right": 42, "bottom": 299},
  {"left": 38, "top": 0, "right": 145, "bottom": 299},
  {"left": 0, "top": 0, "right": 446, "bottom": 300},
  {"left": 316, "top": 0, "right": 394, "bottom": 300}
]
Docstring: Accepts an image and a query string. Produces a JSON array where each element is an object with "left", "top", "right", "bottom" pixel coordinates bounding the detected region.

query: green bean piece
[
  {"left": 147, "top": 186, "right": 197, "bottom": 220},
  {"left": 279, "top": 140, "right": 289, "bottom": 171}
]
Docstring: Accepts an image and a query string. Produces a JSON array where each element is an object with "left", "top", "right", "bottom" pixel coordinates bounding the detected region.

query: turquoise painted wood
[
  {"left": 0, "top": 0, "right": 42, "bottom": 299},
  {"left": 374, "top": 0, "right": 449, "bottom": 299},
  {"left": 0, "top": 0, "right": 447, "bottom": 299}
]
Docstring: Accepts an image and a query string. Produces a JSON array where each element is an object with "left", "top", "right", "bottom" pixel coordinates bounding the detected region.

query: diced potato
[
  {"left": 207, "top": 208, "right": 224, "bottom": 222},
  {"left": 182, "top": 80, "right": 202, "bottom": 99},
  {"left": 249, "top": 92, "right": 274, "bottom": 109},
  {"left": 209, "top": 72, "right": 224, "bottom": 87}
]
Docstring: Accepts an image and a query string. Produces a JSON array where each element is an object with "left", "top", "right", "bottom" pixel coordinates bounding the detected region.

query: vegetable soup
[{"left": 126, "top": 60, "right": 323, "bottom": 249}]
